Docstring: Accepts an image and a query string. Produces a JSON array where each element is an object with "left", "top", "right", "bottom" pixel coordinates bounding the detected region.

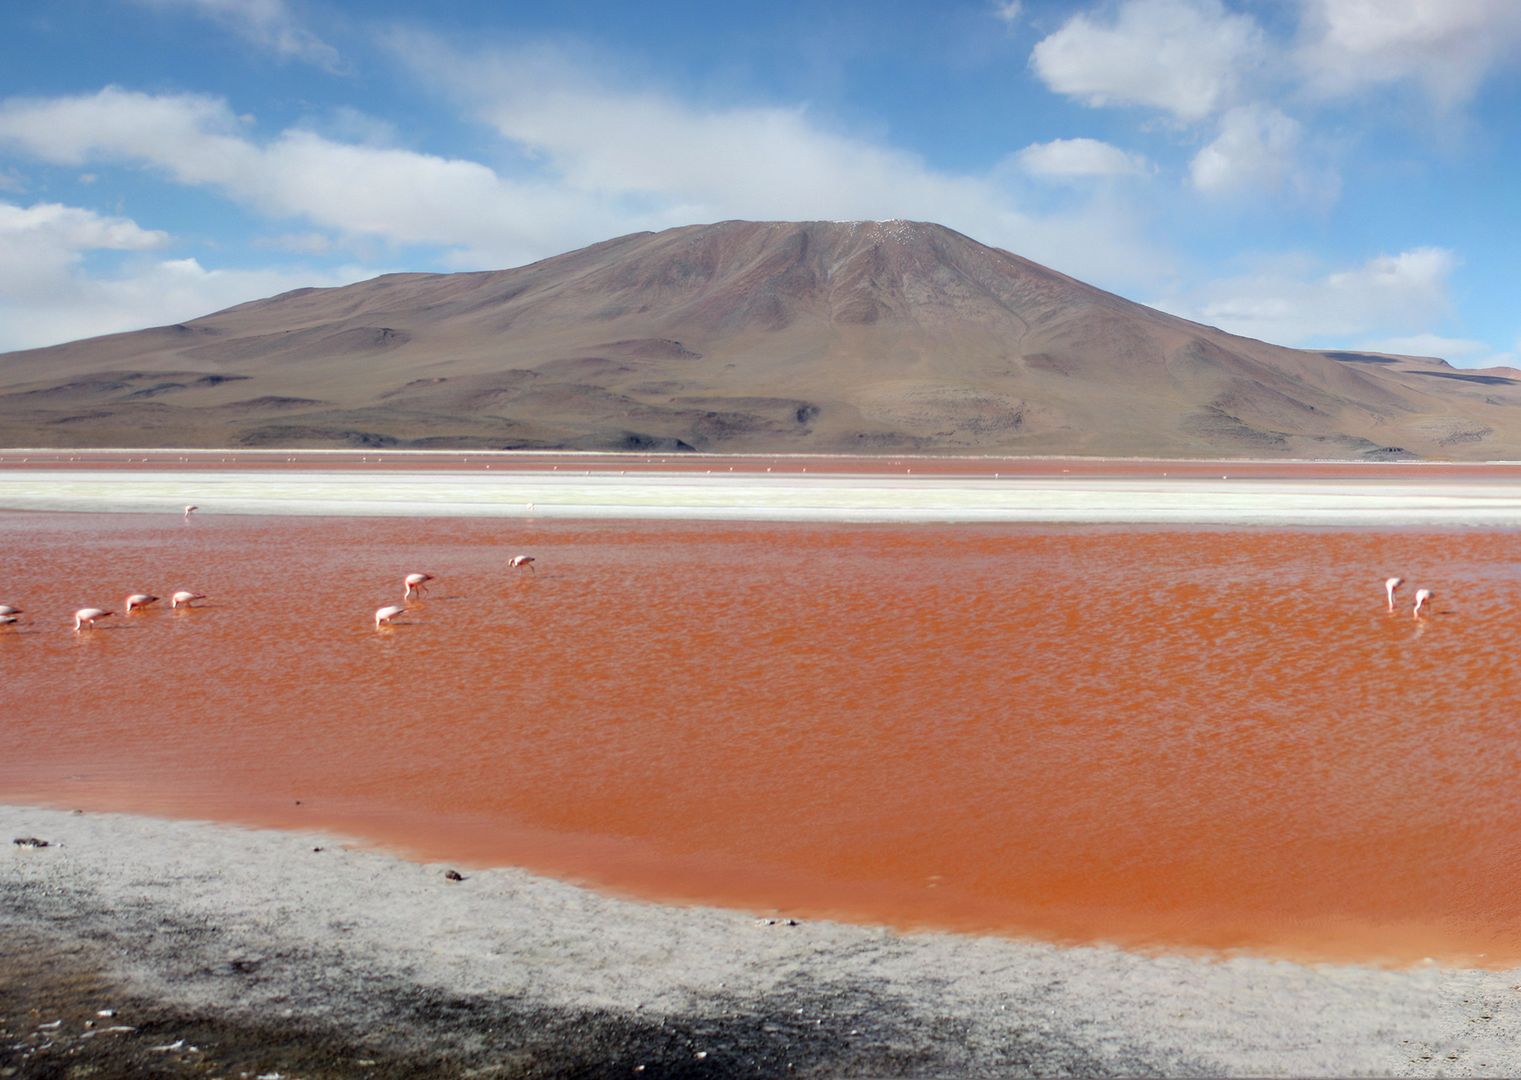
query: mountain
[{"left": 2, "top": 219, "right": 1518, "bottom": 458}]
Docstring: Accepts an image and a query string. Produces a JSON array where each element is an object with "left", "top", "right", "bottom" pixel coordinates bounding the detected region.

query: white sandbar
[{"left": 3, "top": 468, "right": 1521, "bottom": 524}]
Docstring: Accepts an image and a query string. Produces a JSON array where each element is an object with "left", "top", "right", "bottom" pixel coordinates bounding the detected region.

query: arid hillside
[{"left": 2, "top": 219, "right": 1518, "bottom": 458}]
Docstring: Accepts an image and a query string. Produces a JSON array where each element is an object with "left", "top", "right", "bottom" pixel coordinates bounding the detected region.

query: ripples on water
[{"left": 4, "top": 513, "right": 1520, "bottom": 964}]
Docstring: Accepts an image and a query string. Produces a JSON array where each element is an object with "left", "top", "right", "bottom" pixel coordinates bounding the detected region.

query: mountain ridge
[{"left": 1, "top": 219, "right": 1517, "bottom": 458}]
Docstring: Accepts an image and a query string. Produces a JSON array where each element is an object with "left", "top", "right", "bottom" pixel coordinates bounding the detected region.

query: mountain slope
[{"left": 2, "top": 219, "right": 1517, "bottom": 458}]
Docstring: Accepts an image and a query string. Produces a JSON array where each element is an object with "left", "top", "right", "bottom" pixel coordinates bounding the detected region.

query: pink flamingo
[
  {"left": 73, "top": 607, "right": 114, "bottom": 631},
  {"left": 183, "top": 504, "right": 198, "bottom": 518},
  {"left": 171, "top": 590, "right": 207, "bottom": 609},
  {"left": 1384, "top": 576, "right": 1403, "bottom": 611},
  {"left": 125, "top": 593, "right": 159, "bottom": 613},
  {"left": 1413, "top": 588, "right": 1433, "bottom": 619},
  {"left": 508, "top": 555, "right": 536, "bottom": 572},
  {"left": 0, "top": 604, "right": 21, "bottom": 618},
  {"left": 375, "top": 604, "right": 405, "bottom": 629},
  {"left": 404, "top": 572, "right": 435, "bottom": 598}
]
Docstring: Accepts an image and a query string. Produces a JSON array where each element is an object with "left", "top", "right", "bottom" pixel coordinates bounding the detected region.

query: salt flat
[{"left": 3, "top": 467, "right": 1521, "bottom": 524}]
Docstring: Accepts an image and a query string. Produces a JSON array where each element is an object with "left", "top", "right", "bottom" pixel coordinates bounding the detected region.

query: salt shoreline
[
  {"left": 6, "top": 466, "right": 1521, "bottom": 524},
  {"left": 4, "top": 804, "right": 1519, "bottom": 1076}
]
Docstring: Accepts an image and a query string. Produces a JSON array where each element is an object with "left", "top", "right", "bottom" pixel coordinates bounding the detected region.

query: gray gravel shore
[{"left": 4, "top": 804, "right": 1520, "bottom": 1077}]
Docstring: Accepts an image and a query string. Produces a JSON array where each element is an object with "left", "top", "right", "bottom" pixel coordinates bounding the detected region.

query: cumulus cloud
[
  {"left": 0, "top": 71, "right": 1174, "bottom": 290},
  {"left": 1029, "top": 0, "right": 1265, "bottom": 121},
  {"left": 382, "top": 36, "right": 1166, "bottom": 285},
  {"left": 133, "top": 0, "right": 345, "bottom": 73},
  {"left": 1157, "top": 247, "right": 1457, "bottom": 346},
  {"left": 0, "top": 87, "right": 636, "bottom": 269},
  {"left": 1296, "top": 0, "right": 1521, "bottom": 107},
  {"left": 0, "top": 88, "right": 246, "bottom": 170},
  {"left": 0, "top": 201, "right": 167, "bottom": 289},
  {"left": 1015, "top": 138, "right": 1152, "bottom": 179},
  {"left": 1188, "top": 105, "right": 1339, "bottom": 203},
  {"left": 0, "top": 200, "right": 379, "bottom": 352}
]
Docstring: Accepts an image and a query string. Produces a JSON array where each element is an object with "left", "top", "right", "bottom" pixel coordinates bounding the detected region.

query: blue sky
[{"left": 1, "top": 0, "right": 1518, "bottom": 366}]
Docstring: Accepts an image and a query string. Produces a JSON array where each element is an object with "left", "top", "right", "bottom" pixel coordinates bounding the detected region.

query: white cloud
[
  {"left": 0, "top": 87, "right": 635, "bottom": 269},
  {"left": 0, "top": 76, "right": 1174, "bottom": 290},
  {"left": 133, "top": 0, "right": 345, "bottom": 73},
  {"left": 0, "top": 201, "right": 167, "bottom": 287},
  {"left": 1, "top": 257, "right": 378, "bottom": 353},
  {"left": 1296, "top": 0, "right": 1521, "bottom": 107},
  {"left": 1014, "top": 138, "right": 1152, "bottom": 178},
  {"left": 1156, "top": 246, "right": 1457, "bottom": 345},
  {"left": 0, "top": 88, "right": 245, "bottom": 170},
  {"left": 1029, "top": 0, "right": 1266, "bottom": 121},
  {"left": 993, "top": 1, "right": 1023, "bottom": 25},
  {"left": 0, "top": 199, "right": 378, "bottom": 352},
  {"left": 388, "top": 37, "right": 1171, "bottom": 285},
  {"left": 1188, "top": 104, "right": 1339, "bottom": 203},
  {"left": 1357, "top": 333, "right": 1491, "bottom": 359}
]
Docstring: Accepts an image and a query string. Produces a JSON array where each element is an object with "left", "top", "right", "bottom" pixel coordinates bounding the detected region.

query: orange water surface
[{"left": 4, "top": 511, "right": 1521, "bottom": 965}]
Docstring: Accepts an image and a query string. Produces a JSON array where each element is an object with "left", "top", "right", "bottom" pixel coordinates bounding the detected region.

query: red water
[{"left": 4, "top": 511, "right": 1520, "bottom": 965}]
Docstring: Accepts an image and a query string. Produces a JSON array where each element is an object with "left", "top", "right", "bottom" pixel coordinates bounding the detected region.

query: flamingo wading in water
[
  {"left": 74, "top": 608, "right": 114, "bottom": 631},
  {"left": 171, "top": 590, "right": 207, "bottom": 608},
  {"left": 404, "top": 572, "right": 435, "bottom": 598},
  {"left": 1413, "top": 588, "right": 1434, "bottom": 619},
  {"left": 0, "top": 605, "right": 21, "bottom": 619},
  {"left": 1385, "top": 577, "right": 1403, "bottom": 611},
  {"left": 508, "top": 555, "right": 536, "bottom": 572},
  {"left": 125, "top": 593, "right": 159, "bottom": 613},
  {"left": 183, "top": 504, "right": 198, "bottom": 518},
  {"left": 375, "top": 604, "right": 405, "bottom": 629}
]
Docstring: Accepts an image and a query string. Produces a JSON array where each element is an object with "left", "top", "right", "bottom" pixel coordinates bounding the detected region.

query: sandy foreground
[
  {"left": 9, "top": 464, "right": 1521, "bottom": 1076},
  {"left": 6, "top": 805, "right": 1521, "bottom": 1079}
]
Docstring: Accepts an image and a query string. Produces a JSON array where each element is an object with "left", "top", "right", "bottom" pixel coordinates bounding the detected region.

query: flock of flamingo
[
  {"left": 0, "top": 502, "right": 539, "bottom": 634},
  {"left": 0, "top": 496, "right": 1433, "bottom": 631}
]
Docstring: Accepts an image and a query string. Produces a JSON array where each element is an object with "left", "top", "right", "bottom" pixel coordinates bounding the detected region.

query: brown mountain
[{"left": 2, "top": 219, "right": 1518, "bottom": 458}]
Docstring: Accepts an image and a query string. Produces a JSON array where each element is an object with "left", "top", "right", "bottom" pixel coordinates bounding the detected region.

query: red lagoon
[{"left": 4, "top": 511, "right": 1520, "bottom": 965}]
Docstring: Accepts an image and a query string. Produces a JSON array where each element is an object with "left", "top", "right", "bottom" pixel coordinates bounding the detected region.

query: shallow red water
[{"left": 4, "top": 511, "right": 1520, "bottom": 965}]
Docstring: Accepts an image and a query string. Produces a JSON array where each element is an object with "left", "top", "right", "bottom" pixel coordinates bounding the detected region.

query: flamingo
[
  {"left": 508, "top": 555, "right": 536, "bottom": 572},
  {"left": 125, "top": 593, "right": 159, "bottom": 613},
  {"left": 183, "top": 504, "right": 198, "bottom": 518},
  {"left": 375, "top": 604, "right": 405, "bottom": 629},
  {"left": 0, "top": 605, "right": 21, "bottom": 618},
  {"left": 1385, "top": 576, "right": 1403, "bottom": 611},
  {"left": 73, "top": 607, "right": 114, "bottom": 631},
  {"left": 171, "top": 590, "right": 207, "bottom": 608},
  {"left": 403, "top": 572, "right": 435, "bottom": 598},
  {"left": 0, "top": 614, "right": 17, "bottom": 628},
  {"left": 1413, "top": 588, "right": 1434, "bottom": 619}
]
